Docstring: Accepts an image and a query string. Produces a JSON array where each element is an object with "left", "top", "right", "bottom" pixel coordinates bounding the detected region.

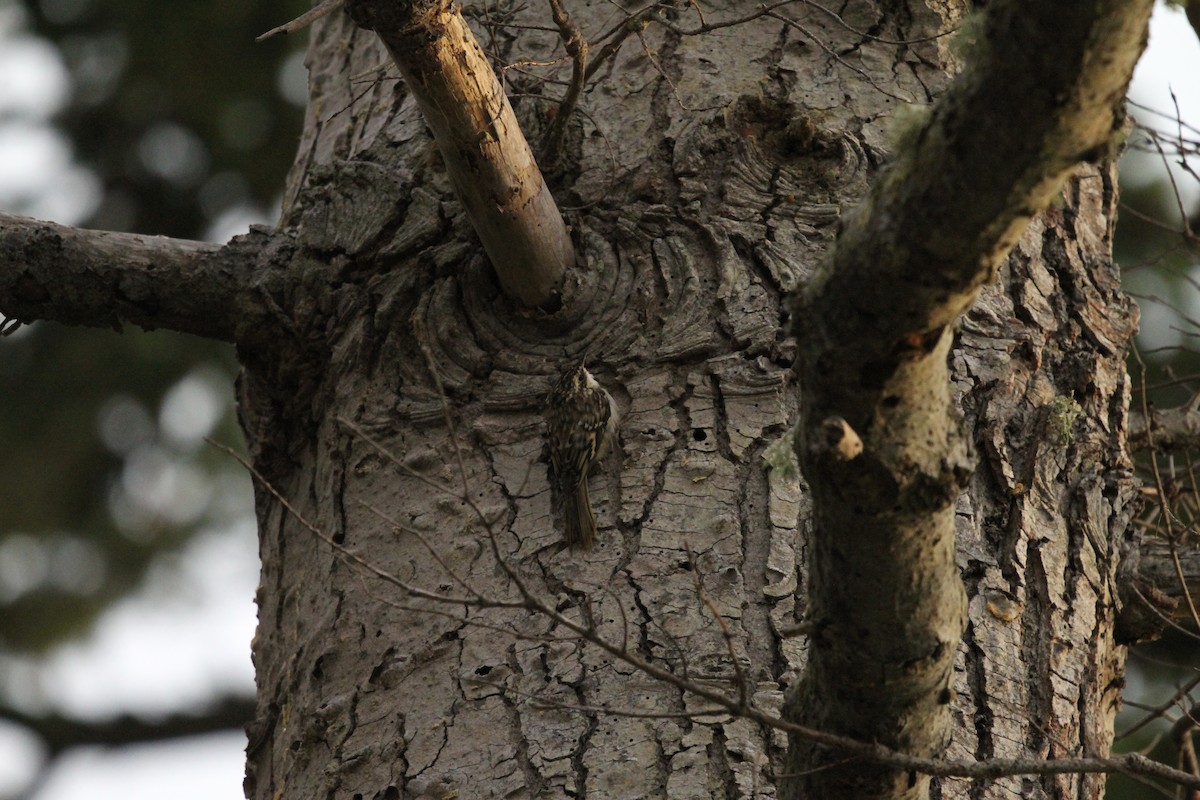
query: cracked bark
[
  {"left": 784, "top": 0, "right": 1151, "bottom": 797},
  {"left": 0, "top": 0, "right": 1157, "bottom": 798}
]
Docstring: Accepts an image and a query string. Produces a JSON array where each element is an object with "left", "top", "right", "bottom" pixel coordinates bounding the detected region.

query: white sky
[
  {"left": 1126, "top": 3, "right": 1200, "bottom": 207},
  {"left": 0, "top": 4, "right": 1198, "bottom": 800}
]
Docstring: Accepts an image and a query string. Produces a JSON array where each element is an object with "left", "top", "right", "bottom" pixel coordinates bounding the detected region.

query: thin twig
[
  {"left": 468, "top": 677, "right": 734, "bottom": 722},
  {"left": 1131, "top": 344, "right": 1200, "bottom": 634},
  {"left": 354, "top": 497, "right": 482, "bottom": 600},
  {"left": 544, "top": 0, "right": 590, "bottom": 161},
  {"left": 210, "top": 428, "right": 1200, "bottom": 791},
  {"left": 257, "top": 0, "right": 345, "bottom": 42},
  {"left": 687, "top": 544, "right": 750, "bottom": 713},
  {"left": 205, "top": 438, "right": 519, "bottom": 610},
  {"left": 1120, "top": 673, "right": 1200, "bottom": 740}
]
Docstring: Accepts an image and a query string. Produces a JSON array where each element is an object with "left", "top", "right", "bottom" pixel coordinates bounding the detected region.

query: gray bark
[
  {"left": 0, "top": 0, "right": 1159, "bottom": 798},
  {"left": 245, "top": 3, "right": 911, "bottom": 796},
  {"left": 237, "top": 0, "right": 1146, "bottom": 796},
  {"left": 942, "top": 166, "right": 1139, "bottom": 799},
  {"left": 0, "top": 214, "right": 236, "bottom": 341},
  {"left": 784, "top": 0, "right": 1151, "bottom": 796}
]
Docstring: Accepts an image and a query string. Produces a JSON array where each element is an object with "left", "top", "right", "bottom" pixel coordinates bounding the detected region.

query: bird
[{"left": 545, "top": 363, "right": 618, "bottom": 548}]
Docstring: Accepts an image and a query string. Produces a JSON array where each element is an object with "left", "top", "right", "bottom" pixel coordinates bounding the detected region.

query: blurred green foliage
[
  {"left": 0, "top": 0, "right": 305, "bottom": 653},
  {"left": 1109, "top": 118, "right": 1200, "bottom": 799},
  {"left": 23, "top": 0, "right": 308, "bottom": 238}
]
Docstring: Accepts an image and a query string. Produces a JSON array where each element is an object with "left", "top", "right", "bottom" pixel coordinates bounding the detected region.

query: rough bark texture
[
  {"left": 244, "top": 2, "right": 918, "bottom": 797},
  {"left": 0, "top": 214, "right": 231, "bottom": 340},
  {"left": 0, "top": 0, "right": 1171, "bottom": 790},
  {"left": 943, "top": 166, "right": 1139, "bottom": 798},
  {"left": 782, "top": 0, "right": 1151, "bottom": 796},
  {"left": 342, "top": 0, "right": 574, "bottom": 307},
  {"left": 100, "top": 1, "right": 1135, "bottom": 799}
]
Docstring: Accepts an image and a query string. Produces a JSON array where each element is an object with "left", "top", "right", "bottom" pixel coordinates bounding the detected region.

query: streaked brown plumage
[{"left": 546, "top": 364, "right": 617, "bottom": 548}]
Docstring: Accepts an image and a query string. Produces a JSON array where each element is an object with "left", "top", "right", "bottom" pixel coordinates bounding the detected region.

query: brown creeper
[{"left": 546, "top": 364, "right": 618, "bottom": 549}]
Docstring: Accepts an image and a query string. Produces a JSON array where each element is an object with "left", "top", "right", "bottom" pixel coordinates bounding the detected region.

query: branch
[
  {"left": 1131, "top": 393, "right": 1200, "bottom": 451},
  {"left": 1118, "top": 534, "right": 1200, "bottom": 643},
  {"left": 788, "top": 0, "right": 1153, "bottom": 796},
  {"left": 1139, "top": 537, "right": 1200, "bottom": 619},
  {"left": 344, "top": 0, "right": 574, "bottom": 308},
  {"left": 798, "top": 1, "right": 1151, "bottom": 401},
  {"left": 0, "top": 695, "right": 256, "bottom": 757},
  {"left": 256, "top": 0, "right": 345, "bottom": 41},
  {"left": 542, "top": 0, "right": 588, "bottom": 163},
  {"left": 0, "top": 214, "right": 268, "bottom": 344}
]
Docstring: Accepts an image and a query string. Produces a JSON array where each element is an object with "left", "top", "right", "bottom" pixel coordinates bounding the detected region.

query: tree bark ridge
[{"left": 786, "top": 1, "right": 1152, "bottom": 797}]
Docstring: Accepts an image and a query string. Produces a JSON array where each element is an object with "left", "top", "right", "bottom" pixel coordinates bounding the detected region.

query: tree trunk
[
  {"left": 945, "top": 168, "right": 1138, "bottom": 797},
  {"left": 0, "top": 0, "right": 1172, "bottom": 792},
  {"left": 227, "top": 0, "right": 1145, "bottom": 796},
  {"left": 0, "top": 0, "right": 1152, "bottom": 796}
]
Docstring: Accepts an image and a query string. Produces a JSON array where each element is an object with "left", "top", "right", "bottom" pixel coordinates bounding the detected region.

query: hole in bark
[
  {"left": 332, "top": 530, "right": 345, "bottom": 544},
  {"left": 441, "top": 630, "right": 460, "bottom": 641},
  {"left": 882, "top": 395, "right": 900, "bottom": 408},
  {"left": 475, "top": 665, "right": 493, "bottom": 676},
  {"left": 693, "top": 429, "right": 707, "bottom": 441},
  {"left": 382, "top": 788, "right": 399, "bottom": 800}
]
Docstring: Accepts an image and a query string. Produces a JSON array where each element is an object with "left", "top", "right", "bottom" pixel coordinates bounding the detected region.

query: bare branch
[
  {"left": 1171, "top": 704, "right": 1200, "bottom": 780},
  {"left": 0, "top": 213, "right": 269, "bottom": 343},
  {"left": 1122, "top": 535, "right": 1200, "bottom": 628},
  {"left": 1131, "top": 393, "right": 1200, "bottom": 451},
  {"left": 1120, "top": 674, "right": 1200, "bottom": 740},
  {"left": 0, "top": 695, "right": 255, "bottom": 757},
  {"left": 801, "top": 1, "right": 1153, "bottom": 389},
  {"left": 543, "top": 0, "right": 588, "bottom": 162},
  {"left": 256, "top": 0, "right": 345, "bottom": 41},
  {"left": 789, "top": 0, "right": 1153, "bottom": 795},
  {"left": 344, "top": 0, "right": 575, "bottom": 308}
]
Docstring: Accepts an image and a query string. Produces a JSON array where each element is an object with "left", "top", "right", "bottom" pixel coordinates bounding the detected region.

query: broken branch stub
[{"left": 345, "top": 0, "right": 575, "bottom": 308}]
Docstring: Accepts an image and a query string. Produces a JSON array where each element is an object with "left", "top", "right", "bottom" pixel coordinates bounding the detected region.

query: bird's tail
[{"left": 564, "top": 481, "right": 597, "bottom": 549}]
